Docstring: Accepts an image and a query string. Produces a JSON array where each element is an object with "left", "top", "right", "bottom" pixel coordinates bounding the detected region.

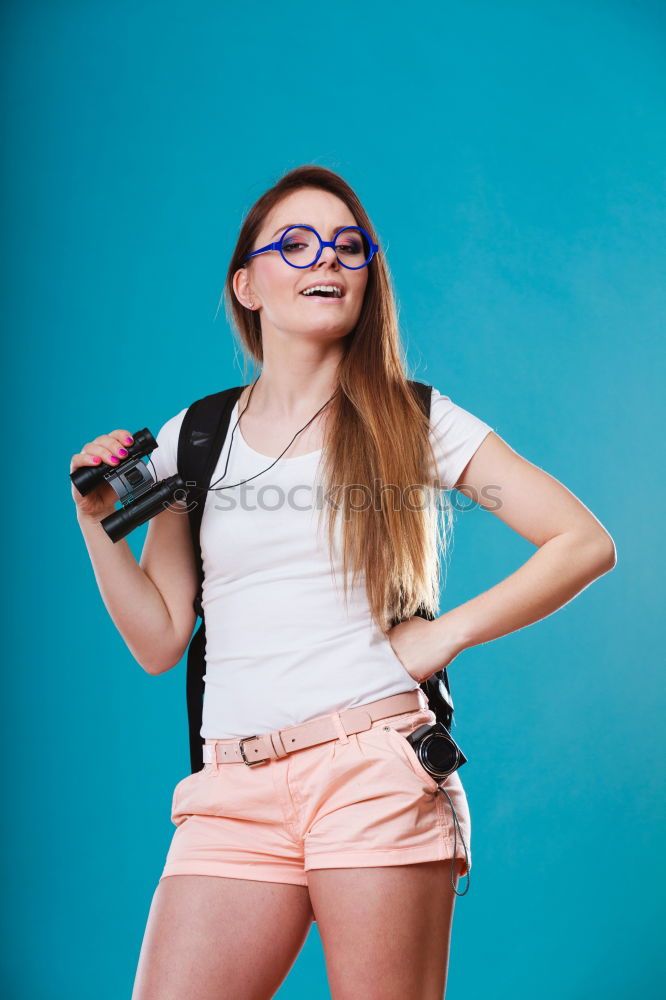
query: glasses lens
[
  {"left": 334, "top": 227, "right": 372, "bottom": 268},
  {"left": 280, "top": 227, "right": 320, "bottom": 267}
]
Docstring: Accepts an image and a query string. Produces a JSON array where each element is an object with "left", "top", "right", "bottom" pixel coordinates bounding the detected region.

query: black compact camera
[{"left": 406, "top": 721, "right": 467, "bottom": 783}]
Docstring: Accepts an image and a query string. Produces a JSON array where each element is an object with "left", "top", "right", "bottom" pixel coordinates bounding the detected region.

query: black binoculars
[{"left": 69, "top": 428, "right": 188, "bottom": 542}]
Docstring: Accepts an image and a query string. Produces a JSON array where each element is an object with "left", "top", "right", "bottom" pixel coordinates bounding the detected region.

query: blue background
[{"left": 3, "top": 0, "right": 664, "bottom": 996}]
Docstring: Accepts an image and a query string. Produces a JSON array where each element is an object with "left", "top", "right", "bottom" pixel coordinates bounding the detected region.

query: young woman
[{"left": 70, "top": 165, "right": 616, "bottom": 999}]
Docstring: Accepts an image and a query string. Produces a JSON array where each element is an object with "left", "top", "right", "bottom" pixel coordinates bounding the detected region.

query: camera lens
[{"left": 422, "top": 733, "right": 459, "bottom": 776}]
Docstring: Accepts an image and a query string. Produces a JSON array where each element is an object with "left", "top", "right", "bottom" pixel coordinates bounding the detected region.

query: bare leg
[
  {"left": 307, "top": 858, "right": 463, "bottom": 1000},
  {"left": 131, "top": 874, "right": 314, "bottom": 1000}
]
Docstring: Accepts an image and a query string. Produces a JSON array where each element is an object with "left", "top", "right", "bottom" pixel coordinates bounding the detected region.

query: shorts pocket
[{"left": 382, "top": 715, "right": 441, "bottom": 794}]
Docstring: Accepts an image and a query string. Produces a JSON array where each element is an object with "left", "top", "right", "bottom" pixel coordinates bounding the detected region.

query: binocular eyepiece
[{"left": 70, "top": 428, "right": 189, "bottom": 542}]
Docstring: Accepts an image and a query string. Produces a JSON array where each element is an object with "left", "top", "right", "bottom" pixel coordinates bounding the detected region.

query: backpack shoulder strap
[
  {"left": 405, "top": 380, "right": 456, "bottom": 729},
  {"left": 401, "top": 381, "right": 435, "bottom": 626},
  {"left": 178, "top": 385, "right": 246, "bottom": 616},
  {"left": 407, "top": 378, "right": 433, "bottom": 415},
  {"left": 177, "top": 384, "right": 245, "bottom": 772}
]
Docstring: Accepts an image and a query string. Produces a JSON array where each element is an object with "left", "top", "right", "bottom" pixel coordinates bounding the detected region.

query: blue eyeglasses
[{"left": 244, "top": 225, "right": 379, "bottom": 270}]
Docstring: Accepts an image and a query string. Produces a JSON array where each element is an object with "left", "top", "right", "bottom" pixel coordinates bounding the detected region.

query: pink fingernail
[
  {"left": 110, "top": 456, "right": 119, "bottom": 464},
  {"left": 124, "top": 437, "right": 133, "bottom": 445},
  {"left": 92, "top": 456, "right": 101, "bottom": 463},
  {"left": 117, "top": 448, "right": 128, "bottom": 457}
]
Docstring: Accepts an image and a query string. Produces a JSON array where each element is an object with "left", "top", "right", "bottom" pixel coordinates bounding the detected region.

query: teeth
[{"left": 301, "top": 285, "right": 343, "bottom": 297}]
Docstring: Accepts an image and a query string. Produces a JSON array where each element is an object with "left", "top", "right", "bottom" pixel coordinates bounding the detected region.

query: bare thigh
[
  {"left": 307, "top": 858, "right": 464, "bottom": 1000},
  {"left": 131, "top": 875, "right": 314, "bottom": 1000}
]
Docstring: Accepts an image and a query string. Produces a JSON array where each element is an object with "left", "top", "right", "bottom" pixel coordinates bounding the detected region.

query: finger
[
  {"left": 77, "top": 444, "right": 119, "bottom": 468},
  {"left": 70, "top": 451, "right": 103, "bottom": 473},
  {"left": 85, "top": 434, "right": 131, "bottom": 466},
  {"left": 111, "top": 429, "right": 135, "bottom": 448}
]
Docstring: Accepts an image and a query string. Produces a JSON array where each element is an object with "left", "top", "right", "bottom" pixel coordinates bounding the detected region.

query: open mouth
[{"left": 300, "top": 285, "right": 345, "bottom": 299}]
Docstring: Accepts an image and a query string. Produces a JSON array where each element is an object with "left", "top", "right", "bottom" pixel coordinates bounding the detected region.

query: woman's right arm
[{"left": 71, "top": 428, "right": 198, "bottom": 675}]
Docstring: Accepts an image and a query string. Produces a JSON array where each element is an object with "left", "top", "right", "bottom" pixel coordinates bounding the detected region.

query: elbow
[
  {"left": 141, "top": 648, "right": 183, "bottom": 676},
  {"left": 140, "top": 629, "right": 191, "bottom": 676},
  {"left": 139, "top": 658, "right": 162, "bottom": 676},
  {"left": 138, "top": 618, "right": 195, "bottom": 675},
  {"left": 144, "top": 657, "right": 180, "bottom": 677},
  {"left": 588, "top": 531, "right": 617, "bottom": 574},
  {"left": 599, "top": 533, "right": 617, "bottom": 571}
]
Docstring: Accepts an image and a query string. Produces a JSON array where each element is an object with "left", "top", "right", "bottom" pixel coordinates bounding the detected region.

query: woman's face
[{"left": 235, "top": 187, "right": 369, "bottom": 344}]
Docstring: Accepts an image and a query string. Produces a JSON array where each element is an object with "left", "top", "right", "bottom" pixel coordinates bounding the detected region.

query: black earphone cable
[{"left": 148, "top": 374, "right": 339, "bottom": 502}]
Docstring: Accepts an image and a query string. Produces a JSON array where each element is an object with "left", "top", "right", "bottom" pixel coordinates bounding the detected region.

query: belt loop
[
  {"left": 331, "top": 711, "right": 350, "bottom": 744},
  {"left": 209, "top": 741, "right": 220, "bottom": 774}
]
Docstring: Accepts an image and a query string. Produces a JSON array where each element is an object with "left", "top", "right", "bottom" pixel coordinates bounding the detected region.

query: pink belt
[{"left": 202, "top": 688, "right": 428, "bottom": 767}]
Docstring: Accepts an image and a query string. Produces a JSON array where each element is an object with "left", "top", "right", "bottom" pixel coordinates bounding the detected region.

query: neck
[{"left": 248, "top": 360, "right": 341, "bottom": 419}]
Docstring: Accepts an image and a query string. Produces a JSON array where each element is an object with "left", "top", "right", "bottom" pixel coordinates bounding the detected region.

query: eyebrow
[{"left": 269, "top": 223, "right": 354, "bottom": 239}]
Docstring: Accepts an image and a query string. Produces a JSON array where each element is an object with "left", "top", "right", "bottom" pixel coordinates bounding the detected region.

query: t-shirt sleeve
[
  {"left": 146, "top": 406, "right": 188, "bottom": 485},
  {"left": 428, "top": 386, "right": 495, "bottom": 491}
]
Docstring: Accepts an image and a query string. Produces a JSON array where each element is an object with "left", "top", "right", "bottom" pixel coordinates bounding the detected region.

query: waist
[{"left": 202, "top": 688, "right": 429, "bottom": 767}]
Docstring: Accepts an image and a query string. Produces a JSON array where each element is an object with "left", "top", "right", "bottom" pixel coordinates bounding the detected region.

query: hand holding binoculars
[{"left": 69, "top": 428, "right": 189, "bottom": 542}]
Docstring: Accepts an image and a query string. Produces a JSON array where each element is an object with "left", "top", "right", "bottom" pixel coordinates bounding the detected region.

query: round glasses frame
[{"left": 243, "top": 225, "right": 379, "bottom": 270}]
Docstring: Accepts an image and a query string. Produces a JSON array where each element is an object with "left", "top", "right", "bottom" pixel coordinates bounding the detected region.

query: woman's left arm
[{"left": 388, "top": 432, "right": 617, "bottom": 683}]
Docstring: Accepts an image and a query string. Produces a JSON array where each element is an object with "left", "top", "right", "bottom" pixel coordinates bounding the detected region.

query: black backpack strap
[
  {"left": 404, "top": 381, "right": 456, "bottom": 732},
  {"left": 178, "top": 386, "right": 246, "bottom": 616},
  {"left": 177, "top": 384, "right": 246, "bottom": 771}
]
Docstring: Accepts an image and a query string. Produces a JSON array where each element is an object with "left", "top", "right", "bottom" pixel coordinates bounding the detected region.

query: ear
[{"left": 233, "top": 265, "right": 256, "bottom": 310}]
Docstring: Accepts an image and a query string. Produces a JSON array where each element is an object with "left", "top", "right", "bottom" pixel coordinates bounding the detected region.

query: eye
[{"left": 336, "top": 239, "right": 363, "bottom": 254}]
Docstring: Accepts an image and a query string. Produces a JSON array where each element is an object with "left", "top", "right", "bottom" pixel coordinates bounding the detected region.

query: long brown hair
[{"left": 223, "top": 165, "right": 453, "bottom": 633}]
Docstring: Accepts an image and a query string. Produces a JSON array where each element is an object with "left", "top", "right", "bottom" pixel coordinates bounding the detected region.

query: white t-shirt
[{"left": 148, "top": 386, "right": 494, "bottom": 738}]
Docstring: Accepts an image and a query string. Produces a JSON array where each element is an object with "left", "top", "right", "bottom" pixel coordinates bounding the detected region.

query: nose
[{"left": 315, "top": 245, "right": 339, "bottom": 268}]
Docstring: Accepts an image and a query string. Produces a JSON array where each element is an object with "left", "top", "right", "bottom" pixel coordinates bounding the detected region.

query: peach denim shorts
[{"left": 160, "top": 701, "right": 472, "bottom": 888}]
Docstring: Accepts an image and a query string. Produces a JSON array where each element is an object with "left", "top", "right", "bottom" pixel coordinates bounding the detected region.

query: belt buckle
[{"left": 238, "top": 734, "right": 269, "bottom": 767}]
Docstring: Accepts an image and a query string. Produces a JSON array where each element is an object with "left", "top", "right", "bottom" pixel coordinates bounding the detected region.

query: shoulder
[
  {"left": 428, "top": 385, "right": 493, "bottom": 431},
  {"left": 148, "top": 405, "right": 189, "bottom": 483},
  {"left": 158, "top": 385, "right": 244, "bottom": 441},
  {"left": 427, "top": 385, "right": 495, "bottom": 491}
]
